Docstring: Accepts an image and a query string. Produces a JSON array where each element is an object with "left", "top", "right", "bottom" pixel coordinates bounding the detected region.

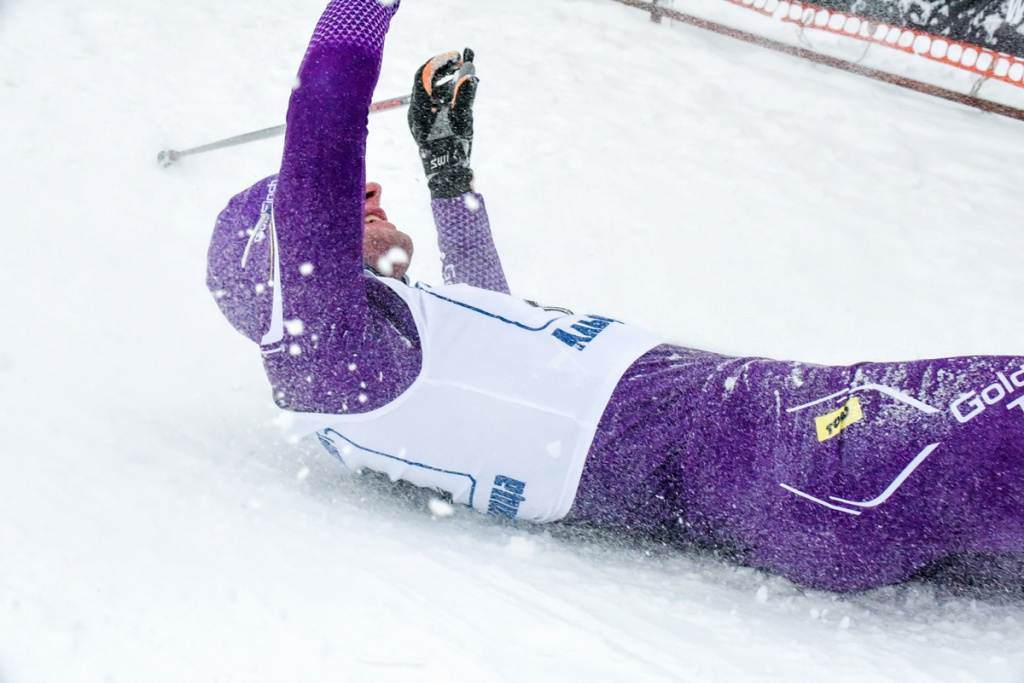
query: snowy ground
[{"left": 3, "top": 0, "right": 1024, "bottom": 681}]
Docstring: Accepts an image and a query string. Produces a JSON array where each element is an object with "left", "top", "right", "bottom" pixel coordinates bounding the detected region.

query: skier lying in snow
[{"left": 207, "top": 0, "right": 1024, "bottom": 593}]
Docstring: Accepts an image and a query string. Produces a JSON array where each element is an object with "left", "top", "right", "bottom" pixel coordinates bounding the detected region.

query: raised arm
[
  {"left": 261, "top": 0, "right": 425, "bottom": 414},
  {"left": 274, "top": 0, "right": 400, "bottom": 342},
  {"left": 409, "top": 50, "right": 510, "bottom": 294}
]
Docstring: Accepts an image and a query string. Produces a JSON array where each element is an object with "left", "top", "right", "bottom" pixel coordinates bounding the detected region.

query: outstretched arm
[
  {"left": 274, "top": 0, "right": 400, "bottom": 342},
  {"left": 263, "top": 0, "right": 422, "bottom": 414},
  {"left": 409, "top": 50, "right": 510, "bottom": 294}
]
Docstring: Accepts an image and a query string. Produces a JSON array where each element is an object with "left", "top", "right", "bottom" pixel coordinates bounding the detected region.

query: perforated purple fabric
[
  {"left": 432, "top": 193, "right": 510, "bottom": 294},
  {"left": 264, "top": 0, "right": 414, "bottom": 414},
  {"left": 310, "top": 0, "right": 400, "bottom": 52},
  {"left": 572, "top": 346, "right": 1024, "bottom": 592}
]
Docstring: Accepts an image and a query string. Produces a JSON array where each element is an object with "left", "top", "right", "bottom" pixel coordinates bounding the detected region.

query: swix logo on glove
[{"left": 430, "top": 151, "right": 451, "bottom": 170}]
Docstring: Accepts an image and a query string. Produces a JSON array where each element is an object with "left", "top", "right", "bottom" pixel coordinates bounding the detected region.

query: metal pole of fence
[{"left": 650, "top": 0, "right": 663, "bottom": 23}]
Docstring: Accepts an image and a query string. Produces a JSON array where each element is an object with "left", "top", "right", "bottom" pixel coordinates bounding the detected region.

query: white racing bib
[{"left": 282, "top": 279, "right": 660, "bottom": 522}]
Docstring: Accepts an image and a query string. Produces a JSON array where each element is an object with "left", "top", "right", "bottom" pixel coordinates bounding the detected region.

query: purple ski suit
[{"left": 207, "top": 0, "right": 1024, "bottom": 593}]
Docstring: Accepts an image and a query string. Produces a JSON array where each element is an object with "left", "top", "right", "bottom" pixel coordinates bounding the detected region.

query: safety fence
[
  {"left": 611, "top": 0, "right": 1024, "bottom": 121},
  {"left": 733, "top": 0, "right": 1024, "bottom": 90}
]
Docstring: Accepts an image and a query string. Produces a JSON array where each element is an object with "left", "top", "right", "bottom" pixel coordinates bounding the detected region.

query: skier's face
[{"left": 363, "top": 181, "right": 413, "bottom": 280}]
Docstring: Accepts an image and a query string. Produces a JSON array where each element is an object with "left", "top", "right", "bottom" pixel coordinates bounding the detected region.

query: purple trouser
[
  {"left": 207, "top": 0, "right": 1024, "bottom": 592},
  {"left": 575, "top": 348, "right": 1024, "bottom": 591}
]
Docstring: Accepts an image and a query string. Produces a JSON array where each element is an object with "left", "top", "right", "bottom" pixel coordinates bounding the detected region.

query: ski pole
[{"left": 157, "top": 94, "right": 411, "bottom": 167}]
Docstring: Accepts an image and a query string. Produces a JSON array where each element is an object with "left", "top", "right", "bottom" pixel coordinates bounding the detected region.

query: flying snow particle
[
  {"left": 376, "top": 247, "right": 409, "bottom": 276},
  {"left": 285, "top": 318, "right": 305, "bottom": 336},
  {"left": 289, "top": 343, "right": 302, "bottom": 356},
  {"left": 839, "top": 616, "right": 851, "bottom": 630},
  {"left": 296, "top": 466, "right": 310, "bottom": 482},
  {"left": 756, "top": 586, "right": 768, "bottom": 603},
  {"left": 358, "top": 393, "right": 368, "bottom": 403},
  {"left": 299, "top": 262, "right": 314, "bottom": 276},
  {"left": 255, "top": 284, "right": 266, "bottom": 295},
  {"left": 348, "top": 363, "right": 358, "bottom": 371},
  {"left": 428, "top": 498, "right": 455, "bottom": 518},
  {"left": 463, "top": 193, "right": 481, "bottom": 212}
]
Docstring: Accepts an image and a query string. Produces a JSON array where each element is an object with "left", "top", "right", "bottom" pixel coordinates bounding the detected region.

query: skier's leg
[
  {"left": 721, "top": 354, "right": 1024, "bottom": 591},
  {"left": 572, "top": 347, "right": 1024, "bottom": 591}
]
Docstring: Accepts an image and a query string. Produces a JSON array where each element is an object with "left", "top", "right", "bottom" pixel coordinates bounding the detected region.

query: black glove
[{"left": 408, "top": 48, "right": 478, "bottom": 199}]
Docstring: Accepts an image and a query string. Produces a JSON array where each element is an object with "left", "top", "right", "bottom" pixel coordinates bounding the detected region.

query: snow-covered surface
[{"left": 3, "top": 0, "right": 1024, "bottom": 680}]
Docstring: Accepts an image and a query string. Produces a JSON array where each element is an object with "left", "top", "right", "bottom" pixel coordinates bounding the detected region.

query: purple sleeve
[
  {"left": 432, "top": 193, "right": 510, "bottom": 295},
  {"left": 274, "top": 0, "right": 398, "bottom": 334},
  {"left": 262, "top": 0, "right": 422, "bottom": 414}
]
